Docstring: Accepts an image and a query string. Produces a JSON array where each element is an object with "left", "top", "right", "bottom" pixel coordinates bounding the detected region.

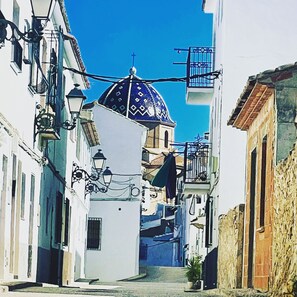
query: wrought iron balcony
[
  {"left": 186, "top": 46, "right": 215, "bottom": 105},
  {"left": 183, "top": 140, "right": 210, "bottom": 195}
]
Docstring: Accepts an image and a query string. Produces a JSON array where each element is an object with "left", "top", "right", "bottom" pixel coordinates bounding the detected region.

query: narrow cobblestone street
[
  {"left": 0, "top": 282, "right": 268, "bottom": 297},
  {"left": 0, "top": 267, "right": 269, "bottom": 297}
]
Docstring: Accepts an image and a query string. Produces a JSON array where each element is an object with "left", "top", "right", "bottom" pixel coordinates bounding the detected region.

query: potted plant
[{"left": 185, "top": 255, "right": 202, "bottom": 289}]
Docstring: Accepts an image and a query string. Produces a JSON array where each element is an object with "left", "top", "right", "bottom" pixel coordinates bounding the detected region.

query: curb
[
  {"left": 0, "top": 282, "right": 42, "bottom": 292},
  {"left": 120, "top": 272, "right": 147, "bottom": 281}
]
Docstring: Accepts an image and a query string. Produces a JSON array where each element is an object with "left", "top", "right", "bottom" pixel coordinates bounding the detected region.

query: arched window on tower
[{"left": 164, "top": 130, "right": 169, "bottom": 148}]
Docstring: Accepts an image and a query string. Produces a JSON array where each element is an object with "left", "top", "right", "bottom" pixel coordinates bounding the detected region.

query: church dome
[{"left": 97, "top": 68, "right": 175, "bottom": 126}]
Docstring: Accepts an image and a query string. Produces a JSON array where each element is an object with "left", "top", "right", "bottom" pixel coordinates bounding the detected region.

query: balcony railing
[
  {"left": 186, "top": 47, "right": 215, "bottom": 105},
  {"left": 183, "top": 140, "right": 210, "bottom": 195},
  {"left": 187, "top": 47, "right": 215, "bottom": 88}
]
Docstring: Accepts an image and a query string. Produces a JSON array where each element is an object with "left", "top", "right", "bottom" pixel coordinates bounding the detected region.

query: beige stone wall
[
  {"left": 62, "top": 251, "right": 72, "bottom": 286},
  {"left": 218, "top": 204, "right": 245, "bottom": 289},
  {"left": 271, "top": 143, "right": 297, "bottom": 296}
]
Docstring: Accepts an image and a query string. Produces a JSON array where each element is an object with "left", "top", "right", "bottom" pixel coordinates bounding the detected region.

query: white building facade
[
  {"left": 203, "top": 0, "right": 297, "bottom": 216},
  {"left": 85, "top": 104, "right": 147, "bottom": 281},
  {"left": 184, "top": 0, "right": 297, "bottom": 288},
  {"left": 0, "top": 0, "right": 97, "bottom": 285}
]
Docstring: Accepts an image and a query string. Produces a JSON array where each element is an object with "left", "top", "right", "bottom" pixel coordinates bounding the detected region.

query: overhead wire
[
  {"left": 94, "top": 179, "right": 133, "bottom": 191},
  {"left": 100, "top": 187, "right": 130, "bottom": 198},
  {"left": 64, "top": 66, "right": 221, "bottom": 85},
  {"left": 112, "top": 178, "right": 134, "bottom": 185},
  {"left": 112, "top": 173, "right": 142, "bottom": 176}
]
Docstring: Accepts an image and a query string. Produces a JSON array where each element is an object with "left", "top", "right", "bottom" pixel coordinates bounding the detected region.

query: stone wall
[
  {"left": 217, "top": 204, "right": 245, "bottom": 289},
  {"left": 271, "top": 143, "right": 297, "bottom": 296}
]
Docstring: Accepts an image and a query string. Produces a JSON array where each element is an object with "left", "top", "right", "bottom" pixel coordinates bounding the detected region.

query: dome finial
[
  {"left": 129, "top": 66, "right": 137, "bottom": 75},
  {"left": 129, "top": 52, "right": 137, "bottom": 75}
]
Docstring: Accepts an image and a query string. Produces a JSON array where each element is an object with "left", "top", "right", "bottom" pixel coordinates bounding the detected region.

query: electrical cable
[
  {"left": 112, "top": 173, "right": 142, "bottom": 176},
  {"left": 64, "top": 66, "right": 221, "bottom": 85},
  {"left": 102, "top": 187, "right": 130, "bottom": 198},
  {"left": 112, "top": 178, "right": 134, "bottom": 185}
]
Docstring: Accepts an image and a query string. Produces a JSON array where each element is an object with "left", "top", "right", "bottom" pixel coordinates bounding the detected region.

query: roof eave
[{"left": 228, "top": 80, "right": 274, "bottom": 131}]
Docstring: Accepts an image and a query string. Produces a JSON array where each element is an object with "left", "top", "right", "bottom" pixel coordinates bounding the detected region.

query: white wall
[
  {"left": 86, "top": 200, "right": 140, "bottom": 281},
  {"left": 91, "top": 103, "right": 147, "bottom": 177},
  {"left": 85, "top": 104, "right": 147, "bottom": 281},
  {"left": 207, "top": 0, "right": 297, "bottom": 215},
  {"left": 0, "top": 0, "right": 93, "bottom": 283},
  {"left": 186, "top": 196, "right": 208, "bottom": 261},
  {"left": 0, "top": 0, "right": 43, "bottom": 281}
]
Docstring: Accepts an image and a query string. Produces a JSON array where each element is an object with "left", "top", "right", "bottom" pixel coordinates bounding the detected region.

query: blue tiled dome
[{"left": 97, "top": 67, "right": 175, "bottom": 126}]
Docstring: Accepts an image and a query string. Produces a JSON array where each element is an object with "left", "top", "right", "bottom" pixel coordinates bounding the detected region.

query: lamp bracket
[
  {"left": 35, "top": 108, "right": 56, "bottom": 131},
  {"left": 85, "top": 181, "right": 108, "bottom": 196},
  {"left": 34, "top": 107, "right": 78, "bottom": 141},
  {"left": 71, "top": 163, "right": 100, "bottom": 187},
  {"left": 60, "top": 117, "right": 77, "bottom": 130},
  {"left": 0, "top": 18, "right": 43, "bottom": 45}
]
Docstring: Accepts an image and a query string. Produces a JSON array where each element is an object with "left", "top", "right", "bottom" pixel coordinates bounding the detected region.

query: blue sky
[{"left": 64, "top": 0, "right": 213, "bottom": 143}]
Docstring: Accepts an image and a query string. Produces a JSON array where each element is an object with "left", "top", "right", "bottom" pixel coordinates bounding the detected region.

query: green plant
[{"left": 185, "top": 255, "right": 202, "bottom": 283}]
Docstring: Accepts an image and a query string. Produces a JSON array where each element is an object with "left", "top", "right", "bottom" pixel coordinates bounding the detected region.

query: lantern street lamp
[
  {"left": 34, "top": 84, "right": 86, "bottom": 141},
  {"left": 92, "top": 149, "right": 107, "bottom": 173},
  {"left": 0, "top": 0, "right": 56, "bottom": 45},
  {"left": 71, "top": 150, "right": 113, "bottom": 196},
  {"left": 30, "top": 0, "right": 56, "bottom": 20},
  {"left": 62, "top": 84, "right": 87, "bottom": 130},
  {"left": 85, "top": 167, "right": 113, "bottom": 195}
]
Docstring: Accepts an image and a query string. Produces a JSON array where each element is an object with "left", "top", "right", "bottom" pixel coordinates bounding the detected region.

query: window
[
  {"left": 12, "top": 40, "right": 23, "bottom": 71},
  {"left": 1, "top": 155, "right": 8, "bottom": 217},
  {"left": 23, "top": 20, "right": 32, "bottom": 65},
  {"left": 29, "top": 20, "right": 48, "bottom": 94},
  {"left": 87, "top": 218, "right": 102, "bottom": 250},
  {"left": 164, "top": 130, "right": 169, "bottom": 148},
  {"left": 11, "top": 0, "right": 22, "bottom": 71},
  {"left": 21, "top": 173, "right": 26, "bottom": 219},
  {"left": 27, "top": 174, "right": 35, "bottom": 278},
  {"left": 63, "top": 198, "right": 70, "bottom": 246},
  {"left": 142, "top": 149, "right": 149, "bottom": 163},
  {"left": 12, "top": 0, "right": 19, "bottom": 27},
  {"left": 259, "top": 136, "right": 267, "bottom": 227},
  {"left": 9, "top": 155, "right": 18, "bottom": 273},
  {"left": 45, "top": 197, "right": 49, "bottom": 235},
  {"left": 28, "top": 174, "right": 35, "bottom": 242},
  {"left": 55, "top": 192, "right": 63, "bottom": 243},
  {"left": 47, "top": 48, "right": 57, "bottom": 108}
]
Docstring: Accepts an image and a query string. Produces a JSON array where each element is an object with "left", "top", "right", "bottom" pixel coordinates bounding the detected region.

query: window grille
[
  {"left": 21, "top": 172, "right": 26, "bottom": 219},
  {"left": 12, "top": 40, "right": 23, "bottom": 71},
  {"left": 87, "top": 218, "right": 102, "bottom": 250}
]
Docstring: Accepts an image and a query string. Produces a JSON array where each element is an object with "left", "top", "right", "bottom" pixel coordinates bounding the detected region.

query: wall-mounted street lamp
[
  {"left": 0, "top": 0, "right": 55, "bottom": 46},
  {"left": 71, "top": 149, "right": 113, "bottom": 195},
  {"left": 34, "top": 84, "right": 86, "bottom": 141},
  {"left": 85, "top": 167, "right": 113, "bottom": 195}
]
